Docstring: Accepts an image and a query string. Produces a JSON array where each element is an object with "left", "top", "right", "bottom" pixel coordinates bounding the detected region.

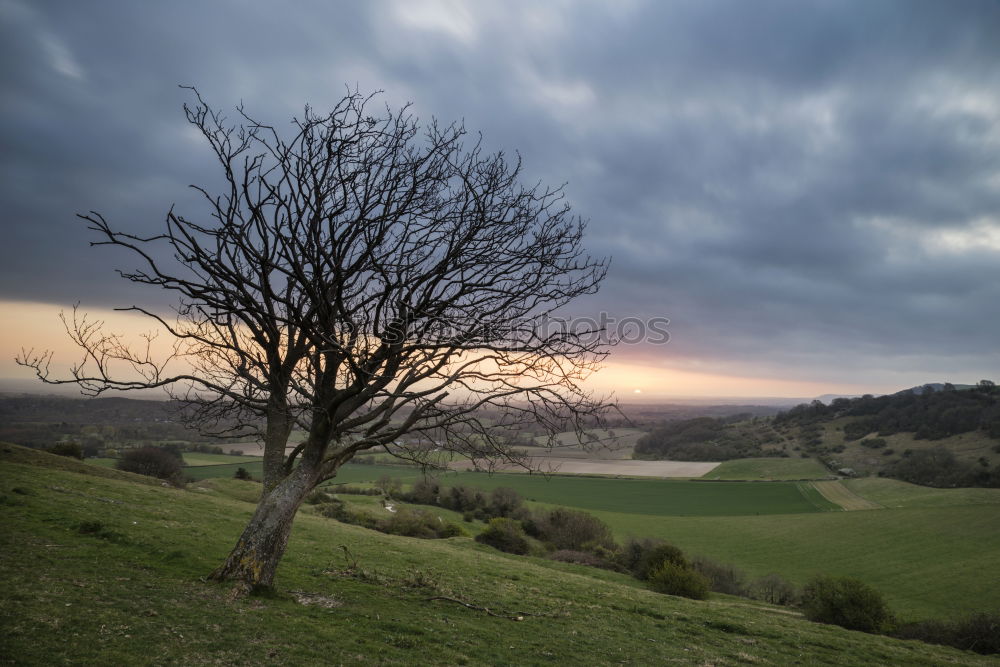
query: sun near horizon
[{"left": 2, "top": 299, "right": 906, "bottom": 402}]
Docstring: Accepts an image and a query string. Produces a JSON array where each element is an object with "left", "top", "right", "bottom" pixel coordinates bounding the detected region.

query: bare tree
[{"left": 18, "top": 88, "right": 610, "bottom": 590}]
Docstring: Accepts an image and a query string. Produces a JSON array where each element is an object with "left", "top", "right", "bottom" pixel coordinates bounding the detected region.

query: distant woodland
[{"left": 636, "top": 382, "right": 1000, "bottom": 488}]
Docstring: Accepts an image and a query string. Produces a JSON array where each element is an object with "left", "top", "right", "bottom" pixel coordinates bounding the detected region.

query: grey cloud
[{"left": 2, "top": 0, "right": 999, "bottom": 389}]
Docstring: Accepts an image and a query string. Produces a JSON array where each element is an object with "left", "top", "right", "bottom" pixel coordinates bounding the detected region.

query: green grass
[
  {"left": 814, "top": 419, "right": 999, "bottom": 476},
  {"left": 86, "top": 457, "right": 119, "bottom": 468},
  {"left": 583, "top": 503, "right": 1000, "bottom": 620},
  {"left": 704, "top": 457, "right": 834, "bottom": 480},
  {"left": 434, "top": 474, "right": 840, "bottom": 516},
  {"left": 76, "top": 447, "right": 1000, "bottom": 622},
  {"left": 181, "top": 452, "right": 260, "bottom": 466},
  {"left": 843, "top": 477, "right": 1000, "bottom": 508},
  {"left": 0, "top": 444, "right": 989, "bottom": 665}
]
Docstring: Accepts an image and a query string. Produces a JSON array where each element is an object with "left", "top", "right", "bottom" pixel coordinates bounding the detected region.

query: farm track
[{"left": 812, "top": 480, "right": 884, "bottom": 510}]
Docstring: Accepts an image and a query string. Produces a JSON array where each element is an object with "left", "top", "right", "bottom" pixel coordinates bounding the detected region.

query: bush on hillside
[
  {"left": 894, "top": 612, "right": 1000, "bottom": 655},
  {"left": 749, "top": 573, "right": 798, "bottom": 606},
  {"left": 630, "top": 541, "right": 689, "bottom": 581},
  {"left": 116, "top": 446, "right": 183, "bottom": 485},
  {"left": 885, "top": 446, "right": 996, "bottom": 488},
  {"left": 475, "top": 518, "right": 530, "bottom": 555},
  {"left": 646, "top": 561, "right": 710, "bottom": 600},
  {"left": 380, "top": 508, "right": 463, "bottom": 539},
  {"left": 47, "top": 442, "right": 84, "bottom": 460},
  {"left": 801, "top": 576, "right": 894, "bottom": 633},
  {"left": 691, "top": 556, "right": 748, "bottom": 596},
  {"left": 527, "top": 508, "right": 616, "bottom": 552}
]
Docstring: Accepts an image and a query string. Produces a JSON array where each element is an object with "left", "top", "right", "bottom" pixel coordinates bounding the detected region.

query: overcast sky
[{"left": 2, "top": 0, "right": 999, "bottom": 399}]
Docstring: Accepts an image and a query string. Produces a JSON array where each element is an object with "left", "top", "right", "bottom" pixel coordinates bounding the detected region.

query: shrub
[
  {"left": 899, "top": 612, "right": 1000, "bottom": 655},
  {"left": 801, "top": 576, "right": 894, "bottom": 633},
  {"left": 317, "top": 499, "right": 347, "bottom": 520},
  {"left": 379, "top": 508, "right": 463, "bottom": 539},
  {"left": 233, "top": 467, "right": 252, "bottom": 480},
  {"left": 532, "top": 508, "right": 616, "bottom": 552},
  {"left": 691, "top": 556, "right": 748, "bottom": 596},
  {"left": 475, "top": 518, "right": 530, "bottom": 555},
  {"left": 749, "top": 573, "right": 798, "bottom": 606},
  {"left": 159, "top": 443, "right": 185, "bottom": 460},
  {"left": 304, "top": 489, "right": 332, "bottom": 504},
  {"left": 116, "top": 446, "right": 183, "bottom": 485},
  {"left": 329, "top": 485, "right": 381, "bottom": 496},
  {"left": 376, "top": 475, "right": 403, "bottom": 497},
  {"left": 631, "top": 542, "right": 688, "bottom": 581},
  {"left": 489, "top": 486, "right": 524, "bottom": 518},
  {"left": 407, "top": 478, "right": 441, "bottom": 505},
  {"left": 860, "top": 438, "right": 887, "bottom": 449},
  {"left": 47, "top": 442, "right": 84, "bottom": 459},
  {"left": 646, "top": 562, "right": 710, "bottom": 600}
]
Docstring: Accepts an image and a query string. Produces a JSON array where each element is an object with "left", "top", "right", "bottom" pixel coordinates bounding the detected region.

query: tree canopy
[{"left": 18, "top": 88, "right": 612, "bottom": 589}]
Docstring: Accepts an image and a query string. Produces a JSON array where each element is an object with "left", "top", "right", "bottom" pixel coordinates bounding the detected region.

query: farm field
[
  {"left": 811, "top": 480, "right": 883, "bottom": 510},
  {"left": 323, "top": 468, "right": 840, "bottom": 517},
  {"left": 2, "top": 446, "right": 986, "bottom": 666},
  {"left": 583, "top": 498, "right": 1000, "bottom": 620},
  {"left": 844, "top": 477, "right": 1000, "bottom": 508},
  {"left": 181, "top": 452, "right": 260, "bottom": 466},
  {"left": 174, "top": 459, "right": 836, "bottom": 516},
  {"left": 80, "top": 450, "right": 1000, "bottom": 620},
  {"left": 703, "top": 457, "right": 833, "bottom": 480},
  {"left": 449, "top": 457, "right": 719, "bottom": 477}
]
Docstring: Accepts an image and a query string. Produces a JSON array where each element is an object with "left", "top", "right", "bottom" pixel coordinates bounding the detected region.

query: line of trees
[
  {"left": 776, "top": 382, "right": 1000, "bottom": 441},
  {"left": 633, "top": 415, "right": 783, "bottom": 461}
]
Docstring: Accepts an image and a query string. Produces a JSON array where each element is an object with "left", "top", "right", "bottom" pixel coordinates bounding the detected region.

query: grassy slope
[
  {"left": 815, "top": 419, "right": 998, "bottom": 476},
  {"left": 429, "top": 473, "right": 839, "bottom": 516},
  {"left": 843, "top": 477, "right": 1000, "bottom": 508},
  {"left": 0, "top": 447, "right": 988, "bottom": 666},
  {"left": 584, "top": 502, "right": 1000, "bottom": 620},
  {"left": 704, "top": 457, "right": 834, "bottom": 480}
]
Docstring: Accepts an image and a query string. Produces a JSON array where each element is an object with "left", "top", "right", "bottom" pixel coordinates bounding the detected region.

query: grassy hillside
[
  {"left": 0, "top": 444, "right": 989, "bottom": 665},
  {"left": 584, "top": 498, "right": 1000, "bottom": 620},
  {"left": 325, "top": 470, "right": 841, "bottom": 516},
  {"left": 815, "top": 422, "right": 997, "bottom": 477},
  {"left": 704, "top": 457, "right": 834, "bottom": 480}
]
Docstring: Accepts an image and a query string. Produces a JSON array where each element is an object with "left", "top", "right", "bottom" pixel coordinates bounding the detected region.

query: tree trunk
[
  {"left": 262, "top": 398, "right": 292, "bottom": 492},
  {"left": 209, "top": 464, "right": 316, "bottom": 590}
]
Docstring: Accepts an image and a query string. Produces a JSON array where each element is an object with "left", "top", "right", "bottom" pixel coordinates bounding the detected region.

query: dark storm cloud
[{"left": 2, "top": 0, "right": 999, "bottom": 388}]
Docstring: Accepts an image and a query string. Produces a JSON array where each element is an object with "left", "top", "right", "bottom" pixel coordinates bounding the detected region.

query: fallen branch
[{"left": 426, "top": 596, "right": 542, "bottom": 621}]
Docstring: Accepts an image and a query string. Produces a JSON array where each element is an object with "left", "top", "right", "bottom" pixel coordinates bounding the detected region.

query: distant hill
[
  {"left": 777, "top": 382, "right": 1000, "bottom": 441},
  {"left": 899, "top": 382, "right": 978, "bottom": 395},
  {"left": 634, "top": 383, "right": 1000, "bottom": 489},
  {"left": 0, "top": 395, "right": 238, "bottom": 451},
  {"left": 773, "top": 382, "right": 1000, "bottom": 487}
]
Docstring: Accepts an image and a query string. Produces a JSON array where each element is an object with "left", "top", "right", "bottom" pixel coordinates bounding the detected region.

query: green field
[
  {"left": 1, "top": 445, "right": 988, "bottom": 665},
  {"left": 181, "top": 452, "right": 260, "bottom": 466},
  {"left": 582, "top": 494, "right": 1000, "bottom": 620},
  {"left": 844, "top": 477, "right": 1000, "bottom": 508},
  {"left": 322, "top": 467, "right": 840, "bottom": 516},
  {"left": 80, "top": 451, "right": 1000, "bottom": 621},
  {"left": 704, "top": 457, "right": 834, "bottom": 480}
]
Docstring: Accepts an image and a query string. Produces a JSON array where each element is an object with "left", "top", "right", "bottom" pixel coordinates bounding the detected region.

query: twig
[
  {"left": 426, "top": 595, "right": 539, "bottom": 621},
  {"left": 339, "top": 544, "right": 358, "bottom": 570}
]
